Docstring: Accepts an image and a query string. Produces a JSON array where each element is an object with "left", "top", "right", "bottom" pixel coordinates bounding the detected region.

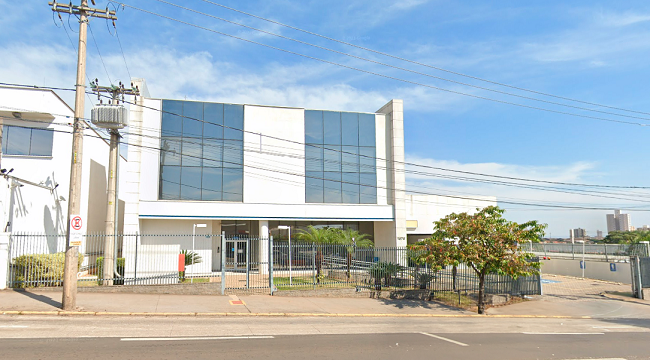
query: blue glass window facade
[
  {"left": 2, "top": 126, "right": 54, "bottom": 156},
  {"left": 159, "top": 100, "right": 244, "bottom": 201},
  {"left": 305, "top": 111, "right": 376, "bottom": 204}
]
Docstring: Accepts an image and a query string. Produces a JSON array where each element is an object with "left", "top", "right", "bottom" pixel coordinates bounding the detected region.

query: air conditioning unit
[{"left": 91, "top": 104, "right": 128, "bottom": 129}]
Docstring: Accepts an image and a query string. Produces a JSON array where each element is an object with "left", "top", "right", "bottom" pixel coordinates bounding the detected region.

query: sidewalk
[{"left": 0, "top": 289, "right": 476, "bottom": 317}]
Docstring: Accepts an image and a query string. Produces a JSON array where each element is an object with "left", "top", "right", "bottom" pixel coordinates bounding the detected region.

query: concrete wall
[
  {"left": 541, "top": 258, "right": 631, "bottom": 284},
  {"left": 405, "top": 194, "right": 497, "bottom": 236}
]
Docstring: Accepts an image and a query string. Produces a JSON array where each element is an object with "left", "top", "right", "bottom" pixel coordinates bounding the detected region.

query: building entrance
[{"left": 225, "top": 240, "right": 247, "bottom": 271}]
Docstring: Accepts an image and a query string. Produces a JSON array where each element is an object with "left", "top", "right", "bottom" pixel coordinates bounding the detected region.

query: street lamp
[
  {"left": 577, "top": 240, "right": 585, "bottom": 278},
  {"left": 278, "top": 225, "right": 292, "bottom": 285},
  {"left": 192, "top": 223, "right": 207, "bottom": 283}
]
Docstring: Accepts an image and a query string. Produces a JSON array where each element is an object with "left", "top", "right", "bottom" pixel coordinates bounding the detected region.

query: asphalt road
[{"left": 1, "top": 332, "right": 649, "bottom": 360}]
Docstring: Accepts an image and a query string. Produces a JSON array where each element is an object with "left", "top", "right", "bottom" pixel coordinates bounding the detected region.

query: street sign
[
  {"left": 610, "top": 263, "right": 617, "bottom": 272},
  {"left": 69, "top": 215, "right": 85, "bottom": 247},
  {"left": 580, "top": 261, "right": 586, "bottom": 270}
]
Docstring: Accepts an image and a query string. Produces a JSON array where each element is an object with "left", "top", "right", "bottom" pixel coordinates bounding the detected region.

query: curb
[
  {"left": 0, "top": 311, "right": 591, "bottom": 319},
  {"left": 600, "top": 292, "right": 650, "bottom": 306}
]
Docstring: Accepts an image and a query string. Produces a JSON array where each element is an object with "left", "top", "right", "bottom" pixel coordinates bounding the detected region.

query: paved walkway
[
  {"left": 0, "top": 289, "right": 473, "bottom": 316},
  {"left": 488, "top": 274, "right": 650, "bottom": 318}
]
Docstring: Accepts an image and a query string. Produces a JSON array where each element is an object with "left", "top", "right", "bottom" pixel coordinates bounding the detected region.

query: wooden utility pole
[
  {"left": 90, "top": 81, "right": 138, "bottom": 286},
  {"left": 49, "top": 1, "right": 117, "bottom": 311}
]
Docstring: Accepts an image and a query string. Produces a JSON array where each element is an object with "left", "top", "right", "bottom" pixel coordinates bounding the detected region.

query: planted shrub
[
  {"left": 96, "top": 257, "right": 125, "bottom": 285},
  {"left": 13, "top": 252, "right": 84, "bottom": 288}
]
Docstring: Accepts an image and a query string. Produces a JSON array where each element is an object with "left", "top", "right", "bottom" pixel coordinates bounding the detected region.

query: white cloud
[{"left": 597, "top": 11, "right": 650, "bottom": 27}]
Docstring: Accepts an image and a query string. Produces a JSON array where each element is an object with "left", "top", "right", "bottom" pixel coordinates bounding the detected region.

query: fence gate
[{"left": 221, "top": 235, "right": 272, "bottom": 293}]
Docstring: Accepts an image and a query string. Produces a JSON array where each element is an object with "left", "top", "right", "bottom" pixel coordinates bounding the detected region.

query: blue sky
[{"left": 2, "top": 0, "right": 650, "bottom": 237}]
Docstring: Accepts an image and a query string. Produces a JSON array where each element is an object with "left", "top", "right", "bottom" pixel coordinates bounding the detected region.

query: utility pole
[
  {"left": 90, "top": 80, "right": 138, "bottom": 286},
  {"left": 49, "top": 1, "right": 117, "bottom": 311}
]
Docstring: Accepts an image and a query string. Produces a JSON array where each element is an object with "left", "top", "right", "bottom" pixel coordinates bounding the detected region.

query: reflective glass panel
[
  {"left": 305, "top": 110, "right": 323, "bottom": 144},
  {"left": 201, "top": 167, "right": 222, "bottom": 201},
  {"left": 305, "top": 171, "right": 324, "bottom": 203},
  {"left": 341, "top": 145, "right": 359, "bottom": 173},
  {"left": 323, "top": 145, "right": 341, "bottom": 172},
  {"left": 181, "top": 139, "right": 202, "bottom": 167},
  {"left": 359, "top": 146, "right": 376, "bottom": 173},
  {"left": 323, "top": 111, "right": 341, "bottom": 145},
  {"left": 160, "top": 138, "right": 182, "bottom": 166},
  {"left": 360, "top": 172, "right": 377, "bottom": 204},
  {"left": 180, "top": 166, "right": 202, "bottom": 200},
  {"left": 341, "top": 112, "right": 359, "bottom": 146},
  {"left": 182, "top": 102, "right": 203, "bottom": 138},
  {"left": 358, "top": 113, "right": 376, "bottom": 147},
  {"left": 305, "top": 145, "right": 323, "bottom": 172},
  {"left": 224, "top": 104, "right": 244, "bottom": 141},
  {"left": 160, "top": 165, "right": 181, "bottom": 200},
  {"left": 29, "top": 128, "right": 54, "bottom": 156},
  {"left": 6, "top": 126, "right": 30, "bottom": 155},
  {"left": 223, "top": 140, "right": 243, "bottom": 168},
  {"left": 202, "top": 138, "right": 223, "bottom": 167},
  {"left": 222, "top": 168, "right": 243, "bottom": 201},
  {"left": 342, "top": 172, "right": 360, "bottom": 204},
  {"left": 323, "top": 172, "right": 342, "bottom": 203},
  {"left": 161, "top": 100, "right": 183, "bottom": 137}
]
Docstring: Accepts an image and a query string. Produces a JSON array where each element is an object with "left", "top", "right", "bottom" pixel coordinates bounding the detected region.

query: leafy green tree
[
  {"left": 296, "top": 226, "right": 336, "bottom": 283},
  {"left": 331, "top": 228, "right": 373, "bottom": 280},
  {"left": 408, "top": 206, "right": 545, "bottom": 314},
  {"left": 603, "top": 230, "right": 650, "bottom": 244}
]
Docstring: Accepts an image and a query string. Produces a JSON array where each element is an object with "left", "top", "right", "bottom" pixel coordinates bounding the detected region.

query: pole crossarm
[
  {"left": 90, "top": 80, "right": 140, "bottom": 104},
  {"left": 49, "top": 1, "right": 118, "bottom": 20}
]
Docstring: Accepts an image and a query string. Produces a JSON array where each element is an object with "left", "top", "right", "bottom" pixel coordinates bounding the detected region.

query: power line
[
  {"left": 197, "top": 0, "right": 650, "bottom": 117},
  {"left": 113, "top": 2, "right": 648, "bottom": 127},
  {"left": 149, "top": 0, "right": 650, "bottom": 123},
  {"left": 87, "top": 21, "right": 113, "bottom": 85},
  {"left": 2, "top": 111, "right": 648, "bottom": 211},
  {"left": 2, "top": 81, "right": 649, "bottom": 192}
]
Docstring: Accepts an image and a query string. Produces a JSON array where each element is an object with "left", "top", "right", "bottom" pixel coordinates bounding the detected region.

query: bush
[
  {"left": 96, "top": 257, "right": 125, "bottom": 285},
  {"left": 13, "top": 252, "right": 84, "bottom": 288}
]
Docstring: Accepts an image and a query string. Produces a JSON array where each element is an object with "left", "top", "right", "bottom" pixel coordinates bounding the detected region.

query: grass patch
[
  {"left": 273, "top": 276, "right": 358, "bottom": 291},
  {"left": 609, "top": 291, "right": 634, "bottom": 298},
  {"left": 180, "top": 277, "right": 210, "bottom": 284},
  {"left": 431, "top": 291, "right": 475, "bottom": 310}
]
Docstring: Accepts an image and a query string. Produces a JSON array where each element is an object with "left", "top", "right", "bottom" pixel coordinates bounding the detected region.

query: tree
[
  {"left": 408, "top": 206, "right": 545, "bottom": 314},
  {"left": 603, "top": 230, "right": 650, "bottom": 244},
  {"left": 331, "top": 228, "right": 373, "bottom": 280},
  {"left": 296, "top": 225, "right": 336, "bottom": 283}
]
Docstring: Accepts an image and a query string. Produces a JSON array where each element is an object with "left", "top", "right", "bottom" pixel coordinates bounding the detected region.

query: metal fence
[
  {"left": 526, "top": 242, "right": 650, "bottom": 261},
  {"left": 6, "top": 233, "right": 540, "bottom": 297},
  {"left": 631, "top": 256, "right": 650, "bottom": 299},
  {"left": 271, "top": 242, "right": 541, "bottom": 296},
  {"left": 7, "top": 233, "right": 226, "bottom": 288}
]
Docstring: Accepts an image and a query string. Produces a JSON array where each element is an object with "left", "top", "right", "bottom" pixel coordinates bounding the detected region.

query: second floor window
[{"left": 2, "top": 126, "right": 54, "bottom": 157}]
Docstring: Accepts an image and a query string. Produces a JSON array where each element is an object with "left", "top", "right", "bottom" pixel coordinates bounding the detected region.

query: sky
[{"left": 2, "top": 0, "right": 650, "bottom": 237}]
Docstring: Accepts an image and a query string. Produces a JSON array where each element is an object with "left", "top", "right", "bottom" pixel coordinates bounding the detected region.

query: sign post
[{"left": 69, "top": 215, "right": 85, "bottom": 247}]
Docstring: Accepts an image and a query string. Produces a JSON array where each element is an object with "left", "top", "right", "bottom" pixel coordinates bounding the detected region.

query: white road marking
[
  {"left": 522, "top": 332, "right": 604, "bottom": 335},
  {"left": 419, "top": 332, "right": 469, "bottom": 347},
  {"left": 592, "top": 326, "right": 635, "bottom": 329},
  {"left": 121, "top": 336, "right": 274, "bottom": 342},
  {"left": 0, "top": 325, "right": 28, "bottom": 328}
]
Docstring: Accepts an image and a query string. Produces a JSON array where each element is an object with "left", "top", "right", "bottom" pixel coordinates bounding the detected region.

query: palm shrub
[
  {"left": 330, "top": 228, "right": 373, "bottom": 280},
  {"left": 296, "top": 225, "right": 336, "bottom": 283},
  {"left": 368, "top": 261, "right": 405, "bottom": 289},
  {"left": 179, "top": 250, "right": 202, "bottom": 281}
]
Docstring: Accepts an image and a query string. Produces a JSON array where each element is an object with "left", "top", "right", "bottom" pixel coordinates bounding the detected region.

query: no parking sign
[{"left": 69, "top": 215, "right": 85, "bottom": 247}]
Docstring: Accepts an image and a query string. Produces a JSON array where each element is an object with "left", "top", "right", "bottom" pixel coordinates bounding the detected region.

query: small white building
[{"left": 0, "top": 85, "right": 126, "bottom": 276}]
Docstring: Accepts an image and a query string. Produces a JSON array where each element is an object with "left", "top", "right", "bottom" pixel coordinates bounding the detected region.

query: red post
[{"left": 178, "top": 254, "right": 185, "bottom": 272}]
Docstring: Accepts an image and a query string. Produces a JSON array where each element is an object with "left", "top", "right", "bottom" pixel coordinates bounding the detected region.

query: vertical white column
[
  {"left": 0, "top": 233, "right": 9, "bottom": 289},
  {"left": 259, "top": 220, "right": 269, "bottom": 274},
  {"left": 376, "top": 100, "right": 407, "bottom": 251}
]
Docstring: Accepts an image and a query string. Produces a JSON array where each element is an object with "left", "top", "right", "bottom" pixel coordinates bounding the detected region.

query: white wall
[
  {"left": 405, "top": 194, "right": 497, "bottom": 235},
  {"left": 541, "top": 258, "right": 632, "bottom": 284},
  {"left": 243, "top": 105, "right": 305, "bottom": 204},
  {"left": 0, "top": 87, "right": 125, "bottom": 236}
]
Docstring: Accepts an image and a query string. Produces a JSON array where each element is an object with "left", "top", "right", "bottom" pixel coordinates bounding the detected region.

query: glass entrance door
[{"left": 225, "top": 240, "right": 247, "bottom": 271}]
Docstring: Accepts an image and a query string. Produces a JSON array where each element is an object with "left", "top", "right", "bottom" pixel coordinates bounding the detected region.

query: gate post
[
  {"left": 221, "top": 231, "right": 226, "bottom": 296},
  {"left": 269, "top": 236, "right": 274, "bottom": 295},
  {"left": 0, "top": 233, "right": 9, "bottom": 289},
  {"left": 246, "top": 237, "right": 250, "bottom": 289}
]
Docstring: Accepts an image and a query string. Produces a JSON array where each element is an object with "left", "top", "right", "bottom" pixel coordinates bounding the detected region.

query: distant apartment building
[
  {"left": 596, "top": 230, "right": 603, "bottom": 239},
  {"left": 570, "top": 228, "right": 587, "bottom": 239},
  {"left": 606, "top": 209, "right": 632, "bottom": 233}
]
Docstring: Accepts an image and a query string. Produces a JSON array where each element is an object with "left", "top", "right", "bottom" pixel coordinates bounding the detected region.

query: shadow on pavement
[
  {"left": 598, "top": 318, "right": 650, "bottom": 330},
  {"left": 11, "top": 290, "right": 61, "bottom": 308},
  {"left": 374, "top": 298, "right": 467, "bottom": 312}
]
